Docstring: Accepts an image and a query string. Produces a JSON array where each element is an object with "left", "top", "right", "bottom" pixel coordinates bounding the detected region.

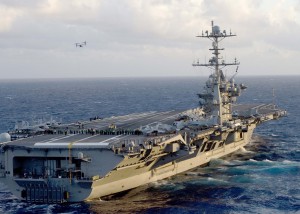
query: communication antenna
[{"left": 229, "top": 66, "right": 239, "bottom": 82}]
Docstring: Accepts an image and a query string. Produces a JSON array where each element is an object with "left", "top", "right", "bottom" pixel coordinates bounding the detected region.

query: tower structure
[{"left": 193, "top": 21, "right": 242, "bottom": 125}]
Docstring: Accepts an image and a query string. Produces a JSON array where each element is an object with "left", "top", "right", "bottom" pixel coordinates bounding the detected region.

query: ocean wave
[
  {"left": 0, "top": 77, "right": 299, "bottom": 213},
  {"left": 208, "top": 158, "right": 231, "bottom": 167},
  {"left": 151, "top": 180, "right": 171, "bottom": 187},
  {"left": 258, "top": 165, "right": 300, "bottom": 176},
  {"left": 229, "top": 175, "right": 254, "bottom": 184},
  {"left": 238, "top": 147, "right": 254, "bottom": 153},
  {"left": 263, "top": 159, "right": 273, "bottom": 163},
  {"left": 282, "top": 159, "right": 297, "bottom": 164},
  {"left": 186, "top": 177, "right": 229, "bottom": 186},
  {"left": 224, "top": 167, "right": 252, "bottom": 176},
  {"left": 150, "top": 180, "right": 186, "bottom": 192},
  {"left": 185, "top": 172, "right": 201, "bottom": 176}
]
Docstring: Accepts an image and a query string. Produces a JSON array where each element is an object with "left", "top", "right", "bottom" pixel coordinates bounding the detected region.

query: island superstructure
[{"left": 0, "top": 22, "right": 286, "bottom": 203}]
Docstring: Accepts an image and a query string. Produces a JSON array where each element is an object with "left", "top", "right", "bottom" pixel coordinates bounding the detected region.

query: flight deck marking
[
  {"left": 83, "top": 112, "right": 158, "bottom": 129},
  {"left": 88, "top": 112, "right": 161, "bottom": 129},
  {"left": 116, "top": 112, "right": 159, "bottom": 123},
  {"left": 42, "top": 134, "right": 77, "bottom": 144},
  {"left": 37, "top": 135, "right": 78, "bottom": 143},
  {"left": 71, "top": 134, "right": 101, "bottom": 143},
  {"left": 123, "top": 110, "right": 178, "bottom": 128},
  {"left": 152, "top": 112, "right": 180, "bottom": 123},
  {"left": 116, "top": 110, "right": 176, "bottom": 129},
  {"left": 33, "top": 135, "right": 128, "bottom": 148},
  {"left": 76, "top": 111, "right": 178, "bottom": 130},
  {"left": 98, "top": 135, "right": 124, "bottom": 143},
  {"left": 90, "top": 112, "right": 159, "bottom": 128},
  {"left": 64, "top": 112, "right": 157, "bottom": 130},
  {"left": 85, "top": 112, "right": 156, "bottom": 126},
  {"left": 32, "top": 110, "right": 179, "bottom": 145}
]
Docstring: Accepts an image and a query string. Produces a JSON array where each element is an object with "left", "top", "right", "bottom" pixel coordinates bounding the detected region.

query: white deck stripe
[
  {"left": 34, "top": 134, "right": 125, "bottom": 147},
  {"left": 42, "top": 134, "right": 77, "bottom": 144},
  {"left": 33, "top": 142, "right": 110, "bottom": 148},
  {"left": 72, "top": 134, "right": 99, "bottom": 143}
]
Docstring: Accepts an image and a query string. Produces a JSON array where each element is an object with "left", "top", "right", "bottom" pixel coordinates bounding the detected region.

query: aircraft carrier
[{"left": 0, "top": 22, "right": 286, "bottom": 203}]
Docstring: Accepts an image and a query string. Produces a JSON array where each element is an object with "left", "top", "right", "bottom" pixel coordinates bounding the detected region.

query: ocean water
[{"left": 0, "top": 76, "right": 299, "bottom": 214}]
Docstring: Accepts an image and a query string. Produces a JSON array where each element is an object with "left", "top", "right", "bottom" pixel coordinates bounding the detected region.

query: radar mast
[{"left": 193, "top": 21, "right": 241, "bottom": 125}]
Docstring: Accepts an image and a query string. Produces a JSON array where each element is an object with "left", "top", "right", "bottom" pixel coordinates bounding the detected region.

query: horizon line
[{"left": 0, "top": 74, "right": 299, "bottom": 81}]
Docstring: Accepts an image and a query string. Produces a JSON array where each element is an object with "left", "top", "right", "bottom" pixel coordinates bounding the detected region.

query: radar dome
[
  {"left": 0, "top": 133, "right": 11, "bottom": 143},
  {"left": 212, "top": 26, "right": 220, "bottom": 35}
]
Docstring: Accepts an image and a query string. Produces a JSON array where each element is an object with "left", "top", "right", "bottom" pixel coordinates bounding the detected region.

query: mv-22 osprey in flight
[{"left": 75, "top": 41, "right": 87, "bottom": 47}]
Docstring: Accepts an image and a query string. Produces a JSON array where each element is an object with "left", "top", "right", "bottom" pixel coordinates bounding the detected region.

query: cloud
[
  {"left": 37, "top": 0, "right": 101, "bottom": 22},
  {"left": 0, "top": 0, "right": 299, "bottom": 78},
  {"left": 0, "top": 5, "right": 23, "bottom": 32}
]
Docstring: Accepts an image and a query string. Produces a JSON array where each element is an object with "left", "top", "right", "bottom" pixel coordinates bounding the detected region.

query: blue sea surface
[{"left": 0, "top": 76, "right": 299, "bottom": 213}]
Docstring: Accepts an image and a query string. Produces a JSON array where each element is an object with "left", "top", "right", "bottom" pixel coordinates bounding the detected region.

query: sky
[{"left": 0, "top": 0, "right": 299, "bottom": 79}]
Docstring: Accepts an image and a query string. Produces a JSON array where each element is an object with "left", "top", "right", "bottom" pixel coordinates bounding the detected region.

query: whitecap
[
  {"left": 150, "top": 180, "right": 171, "bottom": 187},
  {"left": 185, "top": 172, "right": 199, "bottom": 176},
  {"left": 222, "top": 159, "right": 247, "bottom": 167},
  {"left": 209, "top": 158, "right": 230, "bottom": 167},
  {"left": 237, "top": 147, "right": 254, "bottom": 154},
  {"left": 150, "top": 179, "right": 185, "bottom": 191},
  {"left": 188, "top": 176, "right": 230, "bottom": 186},
  {"left": 46, "top": 204, "right": 56, "bottom": 214},
  {"left": 282, "top": 160, "right": 299, "bottom": 165},
  {"left": 205, "top": 177, "right": 229, "bottom": 185},
  {"left": 244, "top": 159, "right": 277, "bottom": 167}
]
